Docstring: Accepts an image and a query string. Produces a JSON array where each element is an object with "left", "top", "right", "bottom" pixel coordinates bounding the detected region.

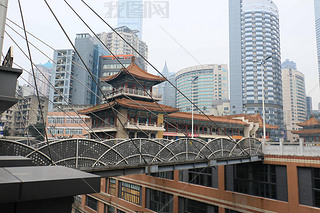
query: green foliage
[{"left": 28, "top": 123, "right": 46, "bottom": 141}]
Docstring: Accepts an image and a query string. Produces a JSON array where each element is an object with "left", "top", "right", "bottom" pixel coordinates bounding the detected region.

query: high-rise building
[
  {"left": 27, "top": 61, "right": 52, "bottom": 97},
  {"left": 72, "top": 33, "right": 108, "bottom": 106},
  {"left": 97, "top": 26, "right": 148, "bottom": 70},
  {"left": 282, "top": 61, "right": 307, "bottom": 142},
  {"left": 49, "top": 34, "right": 108, "bottom": 110},
  {"left": 306, "top": 96, "right": 313, "bottom": 117},
  {"left": 229, "top": 0, "right": 283, "bottom": 139},
  {"left": 117, "top": 0, "right": 143, "bottom": 39},
  {"left": 157, "top": 62, "right": 176, "bottom": 108},
  {"left": 49, "top": 49, "right": 74, "bottom": 111},
  {"left": 175, "top": 64, "right": 228, "bottom": 113},
  {"left": 314, "top": 0, "right": 320, "bottom": 86}
]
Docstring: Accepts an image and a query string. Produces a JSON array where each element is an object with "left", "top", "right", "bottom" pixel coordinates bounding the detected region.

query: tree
[
  {"left": 28, "top": 123, "right": 46, "bottom": 141},
  {"left": 3, "top": 126, "right": 11, "bottom": 136}
]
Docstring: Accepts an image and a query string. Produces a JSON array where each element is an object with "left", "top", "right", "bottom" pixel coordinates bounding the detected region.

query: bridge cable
[
  {"left": 5, "top": 20, "right": 194, "bottom": 156},
  {"left": 17, "top": 0, "right": 53, "bottom": 161},
  {"left": 62, "top": 0, "right": 212, "bottom": 162},
  {"left": 4, "top": 30, "right": 105, "bottom": 141},
  {"left": 44, "top": 0, "right": 156, "bottom": 165},
  {"left": 81, "top": 0, "right": 238, "bottom": 142},
  {"left": 80, "top": 0, "right": 251, "bottom": 157}
]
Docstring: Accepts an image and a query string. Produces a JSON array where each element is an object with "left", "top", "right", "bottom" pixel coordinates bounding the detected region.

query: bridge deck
[{"left": 0, "top": 137, "right": 263, "bottom": 177}]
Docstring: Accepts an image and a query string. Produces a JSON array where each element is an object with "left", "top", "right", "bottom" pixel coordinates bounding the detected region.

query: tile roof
[
  {"left": 166, "top": 112, "right": 249, "bottom": 126},
  {"left": 296, "top": 117, "right": 320, "bottom": 127},
  {"left": 292, "top": 129, "right": 320, "bottom": 135},
  {"left": 100, "top": 58, "right": 165, "bottom": 83},
  {"left": 78, "top": 98, "right": 178, "bottom": 114},
  {"left": 221, "top": 114, "right": 278, "bottom": 129}
]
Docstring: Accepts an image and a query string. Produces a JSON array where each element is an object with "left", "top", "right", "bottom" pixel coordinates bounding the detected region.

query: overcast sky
[{"left": 3, "top": 0, "right": 320, "bottom": 109}]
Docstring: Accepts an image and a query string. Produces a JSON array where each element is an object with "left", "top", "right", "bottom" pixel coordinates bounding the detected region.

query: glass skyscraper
[
  {"left": 229, "top": 0, "right": 283, "bottom": 139},
  {"left": 117, "top": 0, "right": 143, "bottom": 39},
  {"left": 175, "top": 64, "right": 228, "bottom": 113},
  {"left": 315, "top": 0, "right": 320, "bottom": 87}
]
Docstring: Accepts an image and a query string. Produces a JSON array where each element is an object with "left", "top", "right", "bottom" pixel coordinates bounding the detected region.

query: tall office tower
[
  {"left": 306, "top": 96, "right": 313, "bottom": 117},
  {"left": 98, "top": 54, "right": 144, "bottom": 103},
  {"left": 27, "top": 61, "right": 52, "bottom": 97},
  {"left": 175, "top": 64, "right": 228, "bottom": 113},
  {"left": 315, "top": 0, "right": 320, "bottom": 86},
  {"left": 72, "top": 33, "right": 108, "bottom": 106},
  {"left": 117, "top": 0, "right": 143, "bottom": 39},
  {"left": 97, "top": 26, "right": 148, "bottom": 70},
  {"left": 229, "top": 0, "right": 283, "bottom": 139},
  {"left": 282, "top": 61, "right": 307, "bottom": 142},
  {"left": 49, "top": 49, "right": 74, "bottom": 111},
  {"left": 158, "top": 62, "right": 176, "bottom": 108}
]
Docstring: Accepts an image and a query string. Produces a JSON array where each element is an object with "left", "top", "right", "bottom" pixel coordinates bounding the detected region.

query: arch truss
[{"left": 0, "top": 137, "right": 262, "bottom": 169}]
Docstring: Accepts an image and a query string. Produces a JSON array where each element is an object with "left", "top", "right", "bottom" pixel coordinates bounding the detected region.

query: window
[
  {"left": 146, "top": 189, "right": 173, "bottom": 213},
  {"left": 107, "top": 205, "right": 115, "bottom": 213},
  {"left": 118, "top": 181, "right": 142, "bottom": 205},
  {"left": 180, "top": 197, "right": 218, "bottom": 213},
  {"left": 150, "top": 171, "right": 174, "bottom": 180},
  {"left": 232, "top": 163, "right": 282, "bottom": 200},
  {"left": 313, "top": 168, "right": 320, "bottom": 207},
  {"left": 188, "top": 167, "right": 212, "bottom": 187},
  {"left": 86, "top": 196, "right": 97, "bottom": 211},
  {"left": 109, "top": 178, "right": 116, "bottom": 196}
]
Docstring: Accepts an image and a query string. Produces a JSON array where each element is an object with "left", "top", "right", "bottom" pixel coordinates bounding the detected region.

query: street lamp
[
  {"left": 260, "top": 55, "right": 272, "bottom": 141},
  {"left": 191, "top": 76, "right": 198, "bottom": 138}
]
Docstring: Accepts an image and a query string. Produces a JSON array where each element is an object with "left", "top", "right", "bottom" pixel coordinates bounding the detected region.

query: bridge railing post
[
  {"left": 76, "top": 139, "right": 79, "bottom": 169},
  {"left": 279, "top": 137, "right": 284, "bottom": 155},
  {"left": 221, "top": 138, "right": 224, "bottom": 157},
  {"left": 140, "top": 139, "right": 142, "bottom": 164},
  {"left": 186, "top": 139, "right": 188, "bottom": 160},
  {"left": 299, "top": 138, "right": 304, "bottom": 155}
]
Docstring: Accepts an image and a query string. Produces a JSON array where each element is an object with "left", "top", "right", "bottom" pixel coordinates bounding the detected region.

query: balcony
[
  {"left": 125, "top": 121, "right": 165, "bottom": 132},
  {"left": 105, "top": 87, "right": 162, "bottom": 101}
]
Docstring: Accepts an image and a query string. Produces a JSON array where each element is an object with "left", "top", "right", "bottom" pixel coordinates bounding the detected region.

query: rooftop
[
  {"left": 79, "top": 98, "right": 178, "bottom": 114},
  {"left": 100, "top": 57, "right": 165, "bottom": 84}
]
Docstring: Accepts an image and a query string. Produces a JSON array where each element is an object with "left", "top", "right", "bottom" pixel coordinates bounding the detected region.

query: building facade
[
  {"left": 46, "top": 111, "right": 90, "bottom": 139},
  {"left": 97, "top": 26, "right": 148, "bottom": 70},
  {"left": 175, "top": 64, "right": 228, "bottom": 113},
  {"left": 49, "top": 49, "right": 74, "bottom": 111},
  {"left": 117, "top": 0, "right": 143, "bottom": 39},
  {"left": 75, "top": 142, "right": 320, "bottom": 213},
  {"left": 14, "top": 95, "right": 48, "bottom": 136},
  {"left": 72, "top": 33, "right": 108, "bottom": 106},
  {"left": 27, "top": 61, "right": 52, "bottom": 97},
  {"left": 282, "top": 63, "right": 307, "bottom": 142},
  {"left": 229, "top": 0, "right": 283, "bottom": 140}
]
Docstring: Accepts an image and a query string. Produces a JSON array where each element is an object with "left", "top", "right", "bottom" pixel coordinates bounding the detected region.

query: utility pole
[{"left": 0, "top": 0, "right": 9, "bottom": 60}]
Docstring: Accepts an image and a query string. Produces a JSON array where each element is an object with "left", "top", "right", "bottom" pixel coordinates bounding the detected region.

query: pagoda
[
  {"left": 292, "top": 116, "right": 320, "bottom": 142},
  {"left": 79, "top": 57, "right": 178, "bottom": 139}
]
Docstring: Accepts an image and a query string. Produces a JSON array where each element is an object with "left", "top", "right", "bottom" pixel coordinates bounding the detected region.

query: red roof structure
[
  {"left": 296, "top": 117, "right": 320, "bottom": 127},
  {"left": 79, "top": 98, "right": 178, "bottom": 114},
  {"left": 100, "top": 57, "right": 165, "bottom": 84}
]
